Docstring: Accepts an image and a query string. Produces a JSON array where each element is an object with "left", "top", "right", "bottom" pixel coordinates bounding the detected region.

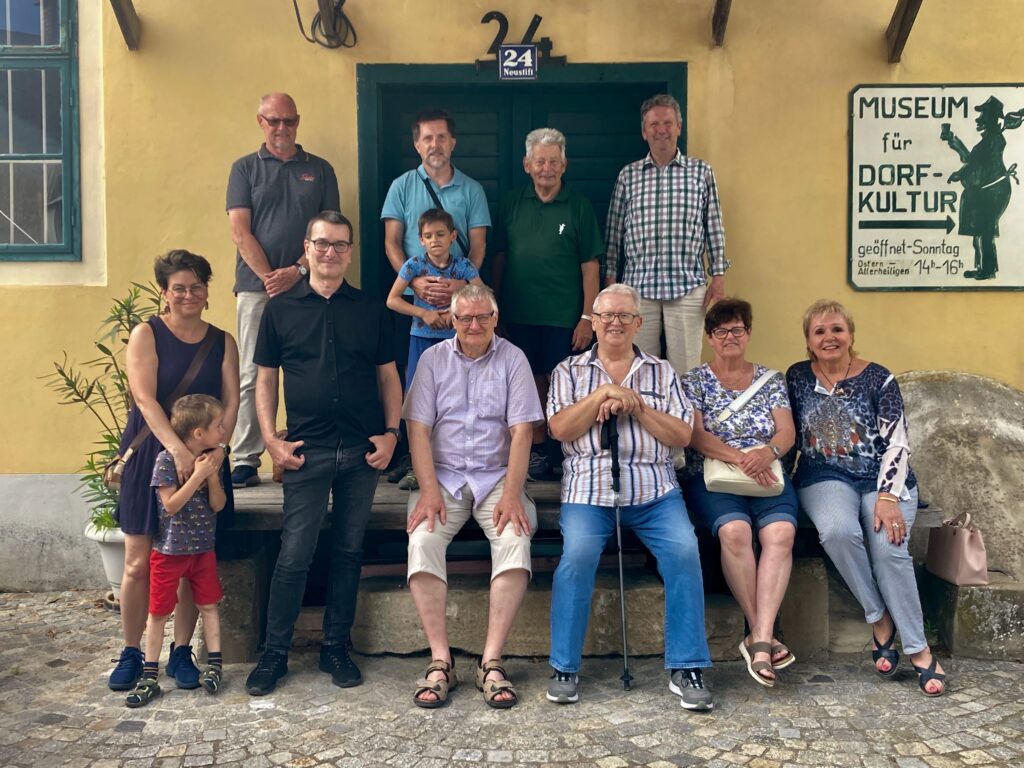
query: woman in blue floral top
[
  {"left": 787, "top": 299, "right": 945, "bottom": 696},
  {"left": 682, "top": 299, "right": 798, "bottom": 688}
]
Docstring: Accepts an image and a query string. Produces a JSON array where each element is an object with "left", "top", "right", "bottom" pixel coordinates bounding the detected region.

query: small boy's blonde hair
[{"left": 170, "top": 394, "right": 223, "bottom": 440}]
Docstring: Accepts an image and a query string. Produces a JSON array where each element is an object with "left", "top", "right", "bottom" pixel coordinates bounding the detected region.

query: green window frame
[{"left": 0, "top": 0, "right": 79, "bottom": 261}]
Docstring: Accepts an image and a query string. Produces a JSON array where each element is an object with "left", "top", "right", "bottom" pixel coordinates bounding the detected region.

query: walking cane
[{"left": 602, "top": 415, "right": 633, "bottom": 690}]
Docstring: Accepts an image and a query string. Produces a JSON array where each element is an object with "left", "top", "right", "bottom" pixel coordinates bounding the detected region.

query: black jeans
[{"left": 264, "top": 444, "right": 379, "bottom": 653}]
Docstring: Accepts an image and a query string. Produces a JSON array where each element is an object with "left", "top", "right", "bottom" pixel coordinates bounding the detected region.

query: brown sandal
[
  {"left": 413, "top": 658, "right": 457, "bottom": 708},
  {"left": 739, "top": 639, "right": 776, "bottom": 688},
  {"left": 771, "top": 641, "right": 796, "bottom": 670},
  {"left": 475, "top": 659, "right": 518, "bottom": 709}
]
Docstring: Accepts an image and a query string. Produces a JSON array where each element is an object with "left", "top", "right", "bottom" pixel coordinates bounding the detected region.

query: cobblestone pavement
[{"left": 2, "top": 591, "right": 1022, "bottom": 768}]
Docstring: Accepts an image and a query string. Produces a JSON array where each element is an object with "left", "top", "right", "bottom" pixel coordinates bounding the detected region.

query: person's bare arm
[
  {"left": 365, "top": 363, "right": 403, "bottom": 470},
  {"left": 571, "top": 261, "right": 600, "bottom": 350},
  {"left": 467, "top": 226, "right": 487, "bottom": 270},
  {"left": 228, "top": 208, "right": 273, "bottom": 280},
  {"left": 492, "top": 422, "right": 534, "bottom": 536},
  {"left": 548, "top": 384, "right": 644, "bottom": 443},
  {"left": 219, "top": 333, "right": 241, "bottom": 439},
  {"left": 383, "top": 218, "right": 408, "bottom": 274},
  {"left": 256, "top": 365, "right": 304, "bottom": 470},
  {"left": 406, "top": 420, "right": 446, "bottom": 533}
]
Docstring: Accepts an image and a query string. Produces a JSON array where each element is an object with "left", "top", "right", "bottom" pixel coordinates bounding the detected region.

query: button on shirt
[
  {"left": 548, "top": 346, "right": 694, "bottom": 506},
  {"left": 403, "top": 336, "right": 543, "bottom": 504},
  {"left": 604, "top": 150, "right": 728, "bottom": 300},
  {"left": 254, "top": 280, "right": 395, "bottom": 450}
]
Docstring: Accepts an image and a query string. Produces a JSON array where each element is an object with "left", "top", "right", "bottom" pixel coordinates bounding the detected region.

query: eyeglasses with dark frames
[
  {"left": 309, "top": 239, "right": 353, "bottom": 254},
  {"left": 594, "top": 312, "right": 638, "bottom": 325},
  {"left": 710, "top": 326, "right": 750, "bottom": 339}
]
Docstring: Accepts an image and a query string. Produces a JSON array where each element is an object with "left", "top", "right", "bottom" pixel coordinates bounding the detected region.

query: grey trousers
[{"left": 798, "top": 481, "right": 926, "bottom": 654}]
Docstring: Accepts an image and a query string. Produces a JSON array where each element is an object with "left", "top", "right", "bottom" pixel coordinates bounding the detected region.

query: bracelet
[
  {"left": 878, "top": 492, "right": 899, "bottom": 502},
  {"left": 580, "top": 314, "right": 592, "bottom": 321}
]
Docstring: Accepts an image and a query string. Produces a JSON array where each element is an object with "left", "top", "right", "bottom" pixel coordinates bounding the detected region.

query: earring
[{"left": 205, "top": 301, "right": 210, "bottom": 310}]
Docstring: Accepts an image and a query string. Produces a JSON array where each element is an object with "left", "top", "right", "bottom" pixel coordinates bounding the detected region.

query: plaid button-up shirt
[
  {"left": 604, "top": 150, "right": 728, "bottom": 300},
  {"left": 547, "top": 346, "right": 694, "bottom": 507}
]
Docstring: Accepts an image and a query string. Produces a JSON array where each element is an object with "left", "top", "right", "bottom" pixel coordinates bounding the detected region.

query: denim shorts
[{"left": 683, "top": 474, "right": 798, "bottom": 537}]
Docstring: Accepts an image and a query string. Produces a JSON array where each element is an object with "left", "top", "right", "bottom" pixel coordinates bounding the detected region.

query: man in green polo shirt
[{"left": 493, "top": 128, "right": 603, "bottom": 480}]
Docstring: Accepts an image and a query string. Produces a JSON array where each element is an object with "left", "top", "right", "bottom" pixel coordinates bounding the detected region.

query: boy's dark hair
[
  {"left": 412, "top": 109, "right": 456, "bottom": 141},
  {"left": 704, "top": 298, "right": 753, "bottom": 335},
  {"left": 305, "top": 210, "right": 353, "bottom": 240},
  {"left": 154, "top": 250, "right": 213, "bottom": 289},
  {"left": 418, "top": 208, "right": 455, "bottom": 234},
  {"left": 170, "top": 395, "right": 223, "bottom": 440}
]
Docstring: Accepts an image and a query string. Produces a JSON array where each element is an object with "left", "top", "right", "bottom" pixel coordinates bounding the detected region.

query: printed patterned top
[
  {"left": 604, "top": 150, "right": 728, "bottom": 299},
  {"left": 786, "top": 361, "right": 917, "bottom": 498},
  {"left": 548, "top": 345, "right": 693, "bottom": 506},
  {"left": 150, "top": 450, "right": 218, "bottom": 556},
  {"left": 680, "top": 363, "right": 790, "bottom": 479},
  {"left": 397, "top": 253, "right": 479, "bottom": 338}
]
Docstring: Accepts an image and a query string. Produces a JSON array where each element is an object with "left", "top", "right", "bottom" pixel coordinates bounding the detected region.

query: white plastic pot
[{"left": 84, "top": 523, "right": 126, "bottom": 601}]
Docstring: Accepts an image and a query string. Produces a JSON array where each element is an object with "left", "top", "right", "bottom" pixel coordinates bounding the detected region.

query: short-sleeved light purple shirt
[{"left": 403, "top": 335, "right": 544, "bottom": 504}]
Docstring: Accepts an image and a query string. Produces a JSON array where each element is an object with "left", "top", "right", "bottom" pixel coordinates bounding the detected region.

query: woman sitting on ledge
[
  {"left": 681, "top": 298, "right": 797, "bottom": 688},
  {"left": 787, "top": 299, "right": 945, "bottom": 696}
]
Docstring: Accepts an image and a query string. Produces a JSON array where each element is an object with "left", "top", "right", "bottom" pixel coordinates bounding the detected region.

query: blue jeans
[
  {"left": 264, "top": 445, "right": 379, "bottom": 654},
  {"left": 549, "top": 489, "right": 711, "bottom": 672},
  {"left": 798, "top": 481, "right": 926, "bottom": 653}
]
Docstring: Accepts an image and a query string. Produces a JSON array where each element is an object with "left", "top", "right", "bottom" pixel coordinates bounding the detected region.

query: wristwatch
[
  {"left": 384, "top": 427, "right": 402, "bottom": 440},
  {"left": 295, "top": 262, "right": 309, "bottom": 277},
  {"left": 768, "top": 444, "right": 782, "bottom": 459}
]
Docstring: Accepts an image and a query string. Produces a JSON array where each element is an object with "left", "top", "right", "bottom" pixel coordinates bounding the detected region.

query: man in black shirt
[{"left": 245, "top": 210, "right": 402, "bottom": 695}]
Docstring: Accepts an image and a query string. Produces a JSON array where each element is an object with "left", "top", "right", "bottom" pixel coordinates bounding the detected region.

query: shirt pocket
[
  {"left": 639, "top": 388, "right": 669, "bottom": 413},
  {"left": 476, "top": 374, "right": 507, "bottom": 418}
]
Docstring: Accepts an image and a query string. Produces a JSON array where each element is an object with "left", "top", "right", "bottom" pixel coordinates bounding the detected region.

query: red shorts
[{"left": 149, "top": 550, "right": 223, "bottom": 616}]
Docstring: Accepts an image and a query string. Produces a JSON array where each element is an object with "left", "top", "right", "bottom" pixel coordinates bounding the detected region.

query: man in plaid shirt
[{"left": 604, "top": 94, "right": 729, "bottom": 377}]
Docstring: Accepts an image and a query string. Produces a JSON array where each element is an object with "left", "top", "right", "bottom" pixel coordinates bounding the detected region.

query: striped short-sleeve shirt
[{"left": 547, "top": 346, "right": 694, "bottom": 506}]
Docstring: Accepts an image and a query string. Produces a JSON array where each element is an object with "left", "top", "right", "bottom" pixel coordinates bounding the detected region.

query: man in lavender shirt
[{"left": 403, "top": 284, "right": 543, "bottom": 710}]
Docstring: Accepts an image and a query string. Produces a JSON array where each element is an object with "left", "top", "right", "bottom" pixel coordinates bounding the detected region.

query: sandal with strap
[
  {"left": 125, "top": 677, "right": 161, "bottom": 708},
  {"left": 872, "top": 631, "right": 900, "bottom": 678},
  {"left": 771, "top": 641, "right": 796, "bottom": 670},
  {"left": 413, "top": 659, "right": 457, "bottom": 709},
  {"left": 475, "top": 659, "right": 518, "bottom": 709},
  {"left": 912, "top": 655, "right": 946, "bottom": 697},
  {"left": 738, "top": 639, "right": 775, "bottom": 688}
]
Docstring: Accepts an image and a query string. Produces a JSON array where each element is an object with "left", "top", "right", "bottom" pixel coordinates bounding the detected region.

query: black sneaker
[
  {"left": 386, "top": 454, "right": 412, "bottom": 484},
  {"left": 231, "top": 465, "right": 260, "bottom": 488},
  {"left": 319, "top": 643, "right": 362, "bottom": 688},
  {"left": 245, "top": 651, "right": 288, "bottom": 696},
  {"left": 669, "top": 668, "right": 714, "bottom": 711},
  {"left": 527, "top": 451, "right": 552, "bottom": 482}
]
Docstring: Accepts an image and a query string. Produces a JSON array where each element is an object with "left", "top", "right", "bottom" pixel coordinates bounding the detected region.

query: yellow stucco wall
[{"left": 3, "top": 0, "right": 1023, "bottom": 473}]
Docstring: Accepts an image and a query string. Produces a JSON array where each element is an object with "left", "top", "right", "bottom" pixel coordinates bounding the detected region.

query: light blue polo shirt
[{"left": 380, "top": 164, "right": 491, "bottom": 261}]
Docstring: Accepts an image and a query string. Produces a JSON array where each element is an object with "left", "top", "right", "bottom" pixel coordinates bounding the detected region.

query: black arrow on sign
[{"left": 859, "top": 216, "right": 955, "bottom": 234}]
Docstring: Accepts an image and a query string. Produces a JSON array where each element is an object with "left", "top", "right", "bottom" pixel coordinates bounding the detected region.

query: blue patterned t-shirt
[
  {"left": 150, "top": 449, "right": 218, "bottom": 556},
  {"left": 681, "top": 363, "right": 789, "bottom": 478},
  {"left": 786, "top": 360, "right": 917, "bottom": 497},
  {"left": 398, "top": 253, "right": 479, "bottom": 339}
]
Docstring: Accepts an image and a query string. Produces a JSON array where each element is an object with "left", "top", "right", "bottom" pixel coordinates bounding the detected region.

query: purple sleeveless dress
[{"left": 114, "top": 317, "right": 235, "bottom": 537}]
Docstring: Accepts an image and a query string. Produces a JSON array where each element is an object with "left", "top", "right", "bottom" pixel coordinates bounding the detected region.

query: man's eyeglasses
[
  {"left": 594, "top": 312, "right": 638, "bottom": 325},
  {"left": 169, "top": 283, "right": 208, "bottom": 297},
  {"left": 259, "top": 115, "right": 299, "bottom": 128},
  {"left": 452, "top": 311, "right": 495, "bottom": 326},
  {"left": 309, "top": 239, "right": 353, "bottom": 254},
  {"left": 710, "top": 326, "right": 750, "bottom": 339}
]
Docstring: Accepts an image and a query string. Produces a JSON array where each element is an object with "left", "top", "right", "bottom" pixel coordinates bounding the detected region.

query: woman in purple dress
[{"left": 108, "top": 250, "right": 239, "bottom": 692}]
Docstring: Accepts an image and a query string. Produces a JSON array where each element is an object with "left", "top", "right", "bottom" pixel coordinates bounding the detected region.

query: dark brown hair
[
  {"left": 153, "top": 250, "right": 213, "bottom": 289},
  {"left": 418, "top": 208, "right": 455, "bottom": 234},
  {"left": 704, "top": 298, "right": 752, "bottom": 335},
  {"left": 412, "top": 109, "right": 456, "bottom": 141},
  {"left": 305, "top": 210, "right": 353, "bottom": 240}
]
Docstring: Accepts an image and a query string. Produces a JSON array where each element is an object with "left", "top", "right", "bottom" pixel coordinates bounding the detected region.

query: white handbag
[{"left": 702, "top": 369, "right": 784, "bottom": 498}]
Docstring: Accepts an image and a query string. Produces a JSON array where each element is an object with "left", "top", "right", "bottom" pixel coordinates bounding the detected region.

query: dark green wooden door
[{"left": 361, "top": 65, "right": 686, "bottom": 298}]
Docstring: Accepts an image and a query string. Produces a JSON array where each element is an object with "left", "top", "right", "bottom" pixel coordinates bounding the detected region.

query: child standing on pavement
[{"left": 125, "top": 394, "right": 229, "bottom": 708}]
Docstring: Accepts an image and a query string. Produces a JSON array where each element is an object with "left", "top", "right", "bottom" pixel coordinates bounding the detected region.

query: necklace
[{"left": 817, "top": 358, "right": 852, "bottom": 396}]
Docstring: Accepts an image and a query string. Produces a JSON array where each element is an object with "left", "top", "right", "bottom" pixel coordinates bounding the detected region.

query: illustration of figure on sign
[{"left": 940, "top": 96, "right": 1022, "bottom": 280}]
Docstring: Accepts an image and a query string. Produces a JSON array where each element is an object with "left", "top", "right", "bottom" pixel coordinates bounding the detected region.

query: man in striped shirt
[
  {"left": 604, "top": 94, "right": 729, "bottom": 377},
  {"left": 544, "top": 283, "right": 713, "bottom": 711}
]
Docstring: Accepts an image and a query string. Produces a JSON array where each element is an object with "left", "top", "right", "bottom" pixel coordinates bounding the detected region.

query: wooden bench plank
[{"left": 230, "top": 476, "right": 944, "bottom": 531}]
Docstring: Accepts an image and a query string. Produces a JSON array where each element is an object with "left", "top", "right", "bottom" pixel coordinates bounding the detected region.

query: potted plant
[{"left": 44, "top": 283, "right": 161, "bottom": 607}]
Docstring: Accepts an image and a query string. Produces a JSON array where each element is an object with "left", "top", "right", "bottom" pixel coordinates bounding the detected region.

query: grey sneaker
[
  {"left": 546, "top": 670, "right": 579, "bottom": 704},
  {"left": 669, "top": 668, "right": 714, "bottom": 711}
]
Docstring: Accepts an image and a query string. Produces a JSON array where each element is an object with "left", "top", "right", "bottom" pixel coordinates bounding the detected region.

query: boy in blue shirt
[{"left": 125, "top": 394, "right": 228, "bottom": 707}]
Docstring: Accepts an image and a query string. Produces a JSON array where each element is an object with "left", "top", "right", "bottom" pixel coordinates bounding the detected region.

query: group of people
[{"left": 104, "top": 90, "right": 945, "bottom": 711}]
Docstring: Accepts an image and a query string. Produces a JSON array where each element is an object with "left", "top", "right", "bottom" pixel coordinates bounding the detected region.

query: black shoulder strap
[{"left": 419, "top": 172, "right": 471, "bottom": 259}]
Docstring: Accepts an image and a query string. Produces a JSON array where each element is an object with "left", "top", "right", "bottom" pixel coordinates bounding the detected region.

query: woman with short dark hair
[{"left": 107, "top": 250, "right": 240, "bottom": 693}]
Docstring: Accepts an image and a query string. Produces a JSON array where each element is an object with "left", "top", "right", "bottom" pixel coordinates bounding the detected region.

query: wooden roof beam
[
  {"left": 712, "top": 0, "right": 732, "bottom": 47},
  {"left": 886, "top": 0, "right": 923, "bottom": 63},
  {"left": 109, "top": 0, "right": 142, "bottom": 51}
]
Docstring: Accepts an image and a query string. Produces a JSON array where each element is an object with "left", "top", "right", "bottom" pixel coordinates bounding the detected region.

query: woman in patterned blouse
[
  {"left": 681, "top": 299, "right": 798, "bottom": 688},
  {"left": 787, "top": 299, "right": 945, "bottom": 697}
]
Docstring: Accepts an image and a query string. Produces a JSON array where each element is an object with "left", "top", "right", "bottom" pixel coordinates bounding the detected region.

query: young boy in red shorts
[{"left": 125, "top": 394, "right": 228, "bottom": 707}]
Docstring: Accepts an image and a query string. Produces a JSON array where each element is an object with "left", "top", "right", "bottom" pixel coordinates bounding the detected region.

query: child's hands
[
  {"left": 193, "top": 452, "right": 220, "bottom": 481},
  {"left": 423, "top": 309, "right": 450, "bottom": 330}
]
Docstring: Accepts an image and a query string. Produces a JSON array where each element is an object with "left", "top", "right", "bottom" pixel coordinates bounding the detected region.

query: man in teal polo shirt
[{"left": 493, "top": 128, "right": 603, "bottom": 479}]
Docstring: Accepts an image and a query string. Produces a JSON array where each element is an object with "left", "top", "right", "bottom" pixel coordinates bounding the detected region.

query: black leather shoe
[
  {"left": 245, "top": 651, "right": 288, "bottom": 696},
  {"left": 320, "top": 643, "right": 363, "bottom": 688}
]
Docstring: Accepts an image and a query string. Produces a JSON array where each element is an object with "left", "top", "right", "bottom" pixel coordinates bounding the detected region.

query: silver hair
[
  {"left": 640, "top": 94, "right": 682, "bottom": 129},
  {"left": 525, "top": 127, "right": 567, "bottom": 162},
  {"left": 593, "top": 283, "right": 641, "bottom": 315},
  {"left": 451, "top": 283, "right": 499, "bottom": 316},
  {"left": 259, "top": 92, "right": 297, "bottom": 112}
]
